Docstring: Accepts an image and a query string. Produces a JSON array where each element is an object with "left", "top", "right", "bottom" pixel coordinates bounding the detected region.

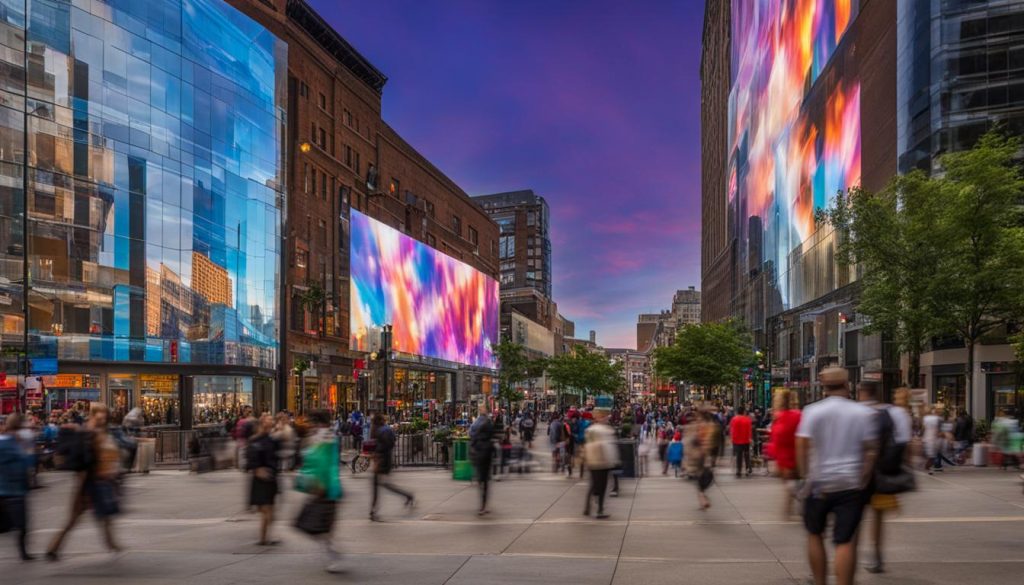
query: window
[
  {"left": 320, "top": 171, "right": 327, "bottom": 200},
  {"left": 318, "top": 127, "right": 326, "bottom": 149},
  {"left": 354, "top": 151, "right": 361, "bottom": 174},
  {"left": 344, "top": 145, "right": 352, "bottom": 167},
  {"left": 303, "top": 163, "right": 309, "bottom": 193},
  {"left": 468, "top": 226, "right": 479, "bottom": 246},
  {"left": 311, "top": 168, "right": 317, "bottom": 196},
  {"left": 389, "top": 178, "right": 399, "bottom": 197},
  {"left": 299, "top": 82, "right": 308, "bottom": 98},
  {"left": 310, "top": 122, "right": 315, "bottom": 142},
  {"left": 318, "top": 219, "right": 326, "bottom": 244},
  {"left": 344, "top": 109, "right": 352, "bottom": 126},
  {"left": 295, "top": 250, "right": 308, "bottom": 269},
  {"left": 424, "top": 200, "right": 435, "bottom": 217},
  {"left": 330, "top": 135, "right": 335, "bottom": 156},
  {"left": 500, "top": 273, "right": 514, "bottom": 286},
  {"left": 318, "top": 92, "right": 326, "bottom": 110},
  {"left": 499, "top": 235, "right": 514, "bottom": 259},
  {"left": 426, "top": 233, "right": 436, "bottom": 247},
  {"left": 451, "top": 214, "right": 462, "bottom": 236}
]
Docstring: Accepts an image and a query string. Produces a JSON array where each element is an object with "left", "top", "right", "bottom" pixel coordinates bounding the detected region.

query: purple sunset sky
[{"left": 310, "top": 0, "right": 706, "bottom": 350}]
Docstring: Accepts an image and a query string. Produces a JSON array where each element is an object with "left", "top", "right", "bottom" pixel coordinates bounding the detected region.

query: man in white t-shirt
[{"left": 797, "top": 367, "right": 879, "bottom": 585}]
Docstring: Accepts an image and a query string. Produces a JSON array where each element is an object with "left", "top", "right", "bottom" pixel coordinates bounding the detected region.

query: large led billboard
[
  {"left": 729, "top": 0, "right": 862, "bottom": 310},
  {"left": 350, "top": 211, "right": 498, "bottom": 368}
]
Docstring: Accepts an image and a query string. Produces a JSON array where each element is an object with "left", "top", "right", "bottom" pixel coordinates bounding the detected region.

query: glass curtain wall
[{"left": 0, "top": 0, "right": 285, "bottom": 389}]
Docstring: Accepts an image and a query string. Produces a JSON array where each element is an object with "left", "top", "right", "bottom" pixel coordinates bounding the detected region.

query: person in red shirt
[
  {"left": 768, "top": 390, "right": 802, "bottom": 517},
  {"left": 729, "top": 406, "right": 753, "bottom": 477}
]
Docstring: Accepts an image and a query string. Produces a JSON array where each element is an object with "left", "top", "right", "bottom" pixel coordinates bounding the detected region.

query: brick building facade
[{"left": 228, "top": 0, "right": 499, "bottom": 413}]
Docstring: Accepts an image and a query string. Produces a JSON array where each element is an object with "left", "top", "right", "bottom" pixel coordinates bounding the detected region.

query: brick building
[{"left": 229, "top": 0, "right": 499, "bottom": 413}]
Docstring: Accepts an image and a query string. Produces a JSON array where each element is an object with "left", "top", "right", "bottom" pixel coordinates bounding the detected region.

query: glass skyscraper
[{"left": 0, "top": 0, "right": 285, "bottom": 423}]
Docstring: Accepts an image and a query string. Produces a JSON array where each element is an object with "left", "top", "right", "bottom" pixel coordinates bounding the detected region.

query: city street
[{"left": 3, "top": 460, "right": 1022, "bottom": 584}]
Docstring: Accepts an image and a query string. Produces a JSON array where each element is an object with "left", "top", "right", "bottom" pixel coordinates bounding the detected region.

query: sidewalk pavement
[{"left": 1, "top": 455, "right": 1022, "bottom": 584}]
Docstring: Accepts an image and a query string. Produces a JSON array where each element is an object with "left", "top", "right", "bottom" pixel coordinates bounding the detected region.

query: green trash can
[{"left": 452, "top": 438, "right": 472, "bottom": 481}]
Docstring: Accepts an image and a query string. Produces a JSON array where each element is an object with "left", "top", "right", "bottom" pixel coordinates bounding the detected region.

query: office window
[
  {"left": 468, "top": 226, "right": 479, "bottom": 246},
  {"left": 451, "top": 214, "right": 462, "bottom": 236},
  {"left": 499, "top": 236, "right": 514, "bottom": 259}
]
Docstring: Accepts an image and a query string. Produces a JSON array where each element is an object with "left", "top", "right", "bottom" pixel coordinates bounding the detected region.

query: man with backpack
[
  {"left": 858, "top": 382, "right": 913, "bottom": 575},
  {"left": 519, "top": 412, "right": 535, "bottom": 448}
]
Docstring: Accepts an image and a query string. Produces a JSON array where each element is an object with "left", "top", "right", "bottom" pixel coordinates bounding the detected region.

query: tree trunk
[
  {"left": 965, "top": 336, "right": 976, "bottom": 418},
  {"left": 908, "top": 348, "right": 921, "bottom": 388}
]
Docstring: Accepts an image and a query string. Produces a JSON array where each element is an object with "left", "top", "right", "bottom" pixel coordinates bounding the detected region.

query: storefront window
[
  {"left": 193, "top": 375, "right": 253, "bottom": 425},
  {"left": 990, "top": 373, "right": 1020, "bottom": 418},
  {"left": 935, "top": 374, "right": 966, "bottom": 413},
  {"left": 43, "top": 374, "right": 101, "bottom": 411},
  {"left": 108, "top": 375, "right": 136, "bottom": 416},
  {"left": 140, "top": 374, "right": 180, "bottom": 426}
]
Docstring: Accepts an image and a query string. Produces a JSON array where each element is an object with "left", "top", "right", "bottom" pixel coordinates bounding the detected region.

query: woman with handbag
[
  {"left": 693, "top": 411, "right": 716, "bottom": 510},
  {"left": 247, "top": 414, "right": 279, "bottom": 545},
  {"left": 768, "top": 389, "right": 802, "bottom": 519},
  {"left": 294, "top": 409, "right": 342, "bottom": 573}
]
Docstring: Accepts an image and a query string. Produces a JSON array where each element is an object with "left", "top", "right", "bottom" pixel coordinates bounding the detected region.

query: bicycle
[{"left": 346, "top": 439, "right": 375, "bottom": 473}]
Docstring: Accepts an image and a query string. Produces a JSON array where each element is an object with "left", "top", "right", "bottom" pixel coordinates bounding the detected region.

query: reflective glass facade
[
  {"left": 897, "top": 0, "right": 1024, "bottom": 174},
  {"left": 0, "top": 0, "right": 285, "bottom": 372}
]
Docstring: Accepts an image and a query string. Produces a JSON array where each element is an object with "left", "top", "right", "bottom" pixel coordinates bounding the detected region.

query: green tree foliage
[
  {"left": 493, "top": 340, "right": 548, "bottom": 405},
  {"left": 546, "top": 346, "right": 623, "bottom": 401},
  {"left": 653, "top": 320, "right": 755, "bottom": 394},
  {"left": 818, "top": 129, "right": 1024, "bottom": 406},
  {"left": 928, "top": 131, "right": 1024, "bottom": 408},
  {"left": 816, "top": 173, "right": 944, "bottom": 384}
]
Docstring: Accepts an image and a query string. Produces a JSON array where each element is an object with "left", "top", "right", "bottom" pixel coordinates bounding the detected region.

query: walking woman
[
  {"left": 768, "top": 389, "right": 801, "bottom": 518},
  {"left": 692, "top": 411, "right": 716, "bottom": 510},
  {"left": 47, "top": 403, "right": 122, "bottom": 560},
  {"left": 294, "top": 409, "right": 343, "bottom": 573},
  {"left": 247, "top": 414, "right": 280, "bottom": 545},
  {"left": 0, "top": 414, "right": 33, "bottom": 560},
  {"left": 470, "top": 404, "right": 495, "bottom": 515}
]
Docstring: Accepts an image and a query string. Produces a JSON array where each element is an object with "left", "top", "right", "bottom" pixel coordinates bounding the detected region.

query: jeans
[
  {"left": 586, "top": 469, "right": 610, "bottom": 514},
  {"left": 734, "top": 443, "right": 751, "bottom": 475}
]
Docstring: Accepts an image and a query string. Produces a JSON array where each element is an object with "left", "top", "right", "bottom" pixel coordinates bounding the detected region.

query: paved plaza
[{"left": 2, "top": 459, "right": 1022, "bottom": 584}]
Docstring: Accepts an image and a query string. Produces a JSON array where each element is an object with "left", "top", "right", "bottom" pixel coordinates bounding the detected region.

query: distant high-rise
[
  {"left": 473, "top": 190, "right": 553, "bottom": 299},
  {"left": 672, "top": 287, "right": 701, "bottom": 326}
]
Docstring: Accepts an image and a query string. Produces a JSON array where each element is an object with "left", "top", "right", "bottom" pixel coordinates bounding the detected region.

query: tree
[
  {"left": 816, "top": 129, "right": 1024, "bottom": 411},
  {"left": 927, "top": 130, "right": 1024, "bottom": 411},
  {"left": 816, "top": 173, "right": 944, "bottom": 385},
  {"left": 653, "top": 320, "right": 755, "bottom": 397},
  {"left": 546, "top": 346, "right": 623, "bottom": 404},
  {"left": 493, "top": 340, "right": 549, "bottom": 408}
]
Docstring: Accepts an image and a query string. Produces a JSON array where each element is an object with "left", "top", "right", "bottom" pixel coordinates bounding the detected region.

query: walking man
[
  {"left": 730, "top": 406, "right": 753, "bottom": 477},
  {"left": 369, "top": 413, "right": 415, "bottom": 521},
  {"left": 582, "top": 409, "right": 618, "bottom": 518},
  {"left": 796, "top": 367, "right": 878, "bottom": 585}
]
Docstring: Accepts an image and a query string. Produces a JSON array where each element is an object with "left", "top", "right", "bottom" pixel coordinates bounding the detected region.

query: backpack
[
  {"left": 874, "top": 408, "right": 915, "bottom": 495},
  {"left": 55, "top": 428, "right": 95, "bottom": 471},
  {"left": 522, "top": 417, "right": 534, "bottom": 430}
]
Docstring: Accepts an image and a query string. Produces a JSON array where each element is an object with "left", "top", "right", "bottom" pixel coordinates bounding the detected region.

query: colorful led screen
[
  {"left": 350, "top": 211, "right": 499, "bottom": 368},
  {"left": 729, "top": 0, "right": 862, "bottom": 309}
]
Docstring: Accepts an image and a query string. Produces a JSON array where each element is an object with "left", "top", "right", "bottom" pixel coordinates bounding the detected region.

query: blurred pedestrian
[
  {"left": 692, "top": 411, "right": 716, "bottom": 509},
  {"left": 247, "top": 414, "right": 280, "bottom": 545},
  {"left": 582, "top": 408, "right": 618, "bottom": 518},
  {"left": 369, "top": 413, "right": 415, "bottom": 521},
  {"left": 768, "top": 389, "right": 802, "bottom": 518},
  {"left": 469, "top": 404, "right": 495, "bottom": 515},
  {"left": 730, "top": 406, "right": 753, "bottom": 478},
  {"left": 548, "top": 414, "right": 564, "bottom": 473},
  {"left": 796, "top": 368, "right": 878, "bottom": 585},
  {"left": 47, "top": 403, "right": 123, "bottom": 561},
  {"left": 0, "top": 414, "right": 34, "bottom": 560},
  {"left": 519, "top": 411, "right": 535, "bottom": 448},
  {"left": 860, "top": 384, "right": 913, "bottom": 575},
  {"left": 272, "top": 412, "right": 297, "bottom": 471},
  {"left": 294, "top": 409, "right": 343, "bottom": 573}
]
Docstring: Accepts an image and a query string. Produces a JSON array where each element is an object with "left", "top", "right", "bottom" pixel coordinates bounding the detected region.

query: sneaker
[{"left": 864, "top": 562, "right": 884, "bottom": 574}]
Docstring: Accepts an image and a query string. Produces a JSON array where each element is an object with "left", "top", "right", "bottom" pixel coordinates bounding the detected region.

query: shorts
[{"left": 803, "top": 489, "right": 867, "bottom": 545}]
